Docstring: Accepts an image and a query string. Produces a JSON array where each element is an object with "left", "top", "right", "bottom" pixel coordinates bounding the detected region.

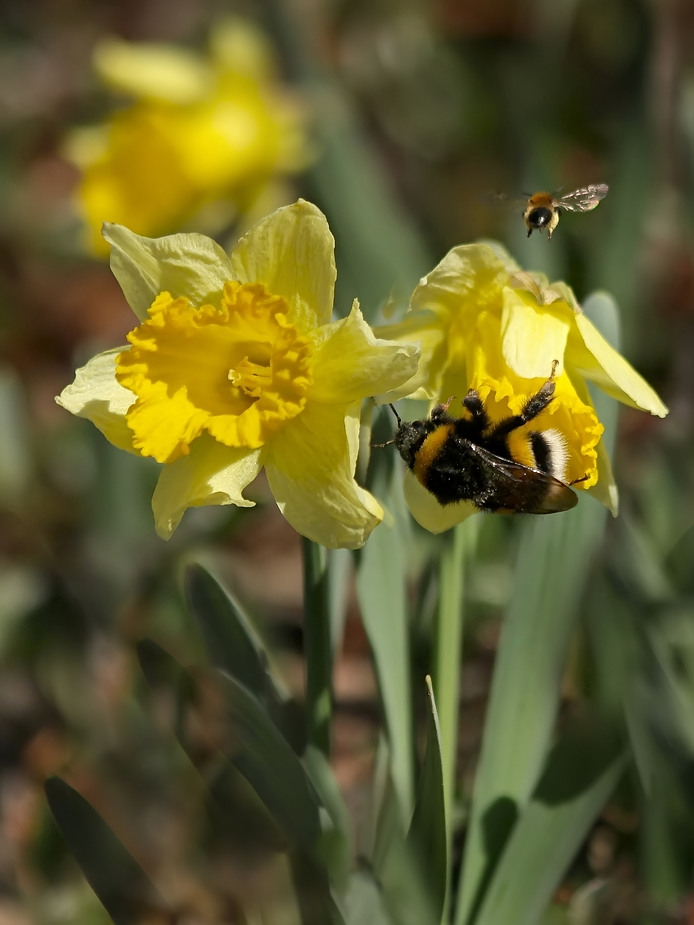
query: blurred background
[{"left": 1, "top": 0, "right": 693, "bottom": 922}]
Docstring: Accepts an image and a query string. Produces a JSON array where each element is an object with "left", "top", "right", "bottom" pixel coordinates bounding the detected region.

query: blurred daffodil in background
[
  {"left": 56, "top": 200, "right": 419, "bottom": 547},
  {"left": 64, "top": 18, "right": 311, "bottom": 255},
  {"left": 378, "top": 242, "right": 668, "bottom": 533}
]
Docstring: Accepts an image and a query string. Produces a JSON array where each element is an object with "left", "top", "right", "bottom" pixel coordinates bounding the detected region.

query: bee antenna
[
  {"left": 388, "top": 403, "right": 402, "bottom": 426},
  {"left": 371, "top": 404, "right": 401, "bottom": 449}
]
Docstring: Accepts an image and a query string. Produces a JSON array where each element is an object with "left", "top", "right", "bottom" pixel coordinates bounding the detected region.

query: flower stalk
[{"left": 302, "top": 538, "right": 332, "bottom": 757}]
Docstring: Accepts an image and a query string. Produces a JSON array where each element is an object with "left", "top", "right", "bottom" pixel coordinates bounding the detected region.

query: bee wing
[
  {"left": 485, "top": 191, "right": 529, "bottom": 211},
  {"left": 555, "top": 184, "right": 608, "bottom": 213},
  {"left": 468, "top": 443, "right": 578, "bottom": 514}
]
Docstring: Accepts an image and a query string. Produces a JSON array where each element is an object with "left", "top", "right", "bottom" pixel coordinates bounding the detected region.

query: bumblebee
[
  {"left": 521, "top": 185, "right": 608, "bottom": 239},
  {"left": 391, "top": 364, "right": 578, "bottom": 514}
]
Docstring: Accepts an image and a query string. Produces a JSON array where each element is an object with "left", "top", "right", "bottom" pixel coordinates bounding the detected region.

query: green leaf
[
  {"left": 137, "top": 640, "right": 322, "bottom": 852},
  {"left": 45, "top": 776, "right": 172, "bottom": 925},
  {"left": 264, "top": 2, "right": 432, "bottom": 318},
  {"left": 456, "top": 504, "right": 615, "bottom": 924},
  {"left": 183, "top": 562, "right": 305, "bottom": 753},
  {"left": 343, "top": 869, "right": 393, "bottom": 925},
  {"left": 356, "top": 442, "right": 414, "bottom": 818},
  {"left": 304, "top": 746, "right": 352, "bottom": 891},
  {"left": 104, "top": 223, "right": 233, "bottom": 320},
  {"left": 474, "top": 716, "right": 627, "bottom": 925},
  {"left": 433, "top": 515, "right": 480, "bottom": 915},
  {"left": 303, "top": 82, "right": 433, "bottom": 317},
  {"left": 370, "top": 738, "right": 439, "bottom": 925},
  {"left": 371, "top": 736, "right": 402, "bottom": 875},
  {"left": 407, "top": 677, "right": 448, "bottom": 923},
  {"left": 183, "top": 562, "right": 286, "bottom": 702},
  {"left": 136, "top": 637, "right": 288, "bottom": 857},
  {"left": 289, "top": 850, "right": 346, "bottom": 925},
  {"left": 377, "top": 810, "right": 441, "bottom": 925},
  {"left": 589, "top": 118, "right": 654, "bottom": 352},
  {"left": 540, "top": 904, "right": 571, "bottom": 925},
  {"left": 137, "top": 643, "right": 340, "bottom": 925},
  {"left": 209, "top": 669, "right": 323, "bottom": 852}
]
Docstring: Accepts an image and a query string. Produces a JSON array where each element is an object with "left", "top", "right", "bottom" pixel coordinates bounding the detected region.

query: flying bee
[
  {"left": 523, "top": 185, "right": 608, "bottom": 238},
  {"left": 490, "top": 184, "right": 608, "bottom": 239},
  {"left": 388, "top": 362, "right": 581, "bottom": 515}
]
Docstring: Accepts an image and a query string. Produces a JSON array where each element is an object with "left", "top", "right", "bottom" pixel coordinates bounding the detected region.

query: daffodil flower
[
  {"left": 64, "top": 18, "right": 310, "bottom": 255},
  {"left": 56, "top": 201, "right": 419, "bottom": 548},
  {"left": 376, "top": 242, "right": 668, "bottom": 533}
]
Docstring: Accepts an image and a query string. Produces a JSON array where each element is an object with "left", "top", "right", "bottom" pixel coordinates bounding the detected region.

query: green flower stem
[
  {"left": 435, "top": 517, "right": 479, "bottom": 914},
  {"left": 302, "top": 537, "right": 332, "bottom": 757}
]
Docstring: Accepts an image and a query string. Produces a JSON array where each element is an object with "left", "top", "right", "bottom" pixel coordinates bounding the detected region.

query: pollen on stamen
[
  {"left": 229, "top": 356, "right": 273, "bottom": 399},
  {"left": 118, "top": 282, "right": 316, "bottom": 455}
]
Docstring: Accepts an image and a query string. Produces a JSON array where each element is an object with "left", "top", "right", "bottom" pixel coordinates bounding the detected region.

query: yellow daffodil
[
  {"left": 64, "top": 18, "right": 309, "bottom": 255},
  {"left": 56, "top": 201, "right": 419, "bottom": 547},
  {"left": 376, "top": 242, "right": 668, "bottom": 533}
]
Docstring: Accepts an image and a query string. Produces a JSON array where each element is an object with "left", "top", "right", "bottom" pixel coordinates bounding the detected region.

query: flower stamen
[
  {"left": 116, "top": 280, "right": 314, "bottom": 462},
  {"left": 229, "top": 351, "right": 273, "bottom": 398}
]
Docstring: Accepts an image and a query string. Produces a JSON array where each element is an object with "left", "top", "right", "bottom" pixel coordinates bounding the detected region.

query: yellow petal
[
  {"left": 55, "top": 348, "right": 137, "bottom": 453},
  {"left": 73, "top": 107, "right": 194, "bottom": 256},
  {"left": 174, "top": 94, "right": 279, "bottom": 190},
  {"left": 568, "top": 311, "right": 668, "bottom": 417},
  {"left": 311, "top": 301, "right": 420, "bottom": 404},
  {"left": 409, "top": 243, "right": 509, "bottom": 322},
  {"left": 208, "top": 17, "right": 277, "bottom": 80},
  {"left": 500, "top": 289, "right": 571, "bottom": 379},
  {"left": 403, "top": 470, "right": 478, "bottom": 533},
  {"left": 231, "top": 200, "right": 336, "bottom": 330},
  {"left": 62, "top": 124, "right": 108, "bottom": 171},
  {"left": 151, "top": 436, "right": 261, "bottom": 538},
  {"left": 373, "top": 311, "right": 447, "bottom": 400},
  {"left": 103, "top": 223, "right": 234, "bottom": 321},
  {"left": 265, "top": 402, "right": 383, "bottom": 549},
  {"left": 94, "top": 37, "right": 212, "bottom": 103},
  {"left": 591, "top": 435, "right": 619, "bottom": 516},
  {"left": 566, "top": 373, "right": 617, "bottom": 512}
]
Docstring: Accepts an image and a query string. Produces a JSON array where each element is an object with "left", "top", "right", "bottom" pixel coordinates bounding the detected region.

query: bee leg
[
  {"left": 462, "top": 389, "right": 493, "bottom": 427},
  {"left": 428, "top": 396, "right": 457, "bottom": 424},
  {"left": 487, "top": 363, "right": 559, "bottom": 439},
  {"left": 462, "top": 389, "right": 485, "bottom": 417},
  {"left": 459, "top": 389, "right": 493, "bottom": 441},
  {"left": 518, "top": 371, "right": 557, "bottom": 420}
]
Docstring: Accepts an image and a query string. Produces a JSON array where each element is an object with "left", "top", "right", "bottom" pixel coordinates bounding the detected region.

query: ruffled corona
[{"left": 116, "top": 282, "right": 313, "bottom": 462}]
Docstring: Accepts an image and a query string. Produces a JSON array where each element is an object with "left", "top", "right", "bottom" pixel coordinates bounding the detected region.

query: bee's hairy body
[
  {"left": 393, "top": 368, "right": 577, "bottom": 514},
  {"left": 523, "top": 192, "right": 560, "bottom": 239}
]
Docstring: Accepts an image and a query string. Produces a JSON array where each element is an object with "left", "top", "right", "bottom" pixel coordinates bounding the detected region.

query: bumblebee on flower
[{"left": 376, "top": 242, "right": 668, "bottom": 533}]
